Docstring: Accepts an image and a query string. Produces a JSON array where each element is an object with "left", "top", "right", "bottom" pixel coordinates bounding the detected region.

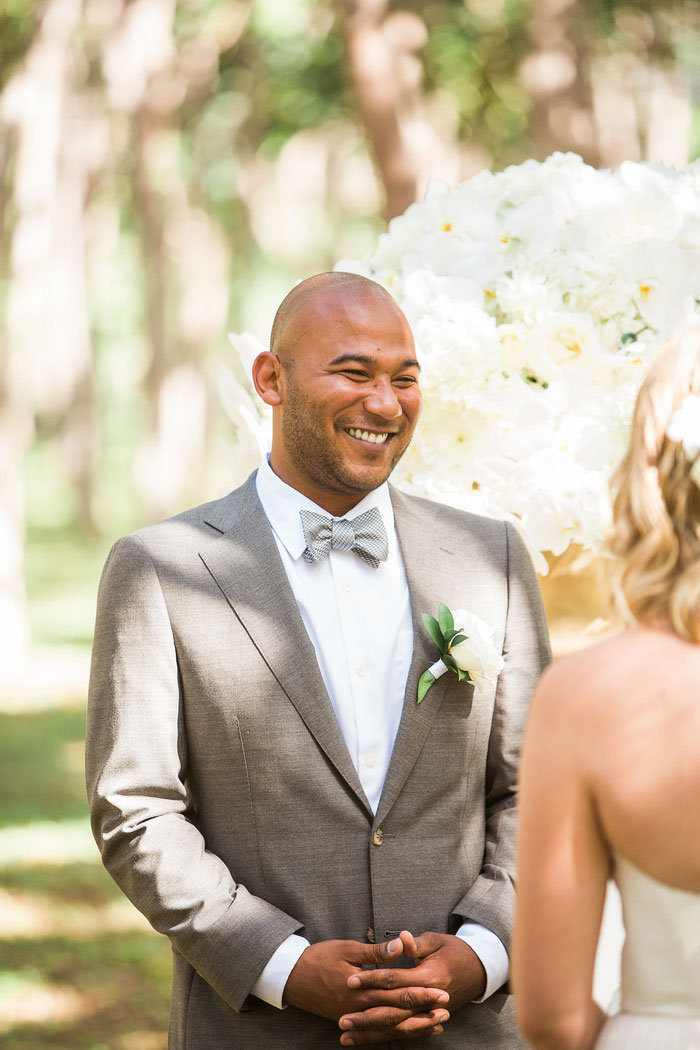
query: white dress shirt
[{"left": 250, "top": 456, "right": 509, "bottom": 1007}]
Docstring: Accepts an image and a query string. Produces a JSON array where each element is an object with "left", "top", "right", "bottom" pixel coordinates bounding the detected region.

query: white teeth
[{"left": 348, "top": 428, "right": 388, "bottom": 444}]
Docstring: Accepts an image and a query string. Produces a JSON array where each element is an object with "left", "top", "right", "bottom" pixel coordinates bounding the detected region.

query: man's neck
[{"left": 267, "top": 456, "right": 373, "bottom": 517}]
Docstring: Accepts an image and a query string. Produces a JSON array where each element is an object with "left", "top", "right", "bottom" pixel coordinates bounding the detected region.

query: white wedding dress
[{"left": 594, "top": 853, "right": 700, "bottom": 1049}]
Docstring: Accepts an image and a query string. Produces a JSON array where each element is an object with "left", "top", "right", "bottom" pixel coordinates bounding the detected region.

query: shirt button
[
  {"left": 364, "top": 753, "right": 376, "bottom": 768},
  {"left": 356, "top": 664, "right": 367, "bottom": 677},
  {"left": 343, "top": 580, "right": 353, "bottom": 592},
  {"left": 372, "top": 828, "right": 384, "bottom": 846}
]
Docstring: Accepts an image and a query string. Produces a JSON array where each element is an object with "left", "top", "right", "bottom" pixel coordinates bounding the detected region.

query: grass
[
  {"left": 0, "top": 453, "right": 168, "bottom": 1046},
  {"left": 0, "top": 692, "right": 171, "bottom": 1048},
  {"left": 0, "top": 708, "right": 88, "bottom": 827}
]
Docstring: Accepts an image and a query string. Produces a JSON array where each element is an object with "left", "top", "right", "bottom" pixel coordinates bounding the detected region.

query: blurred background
[{"left": 1, "top": 0, "right": 699, "bottom": 1045}]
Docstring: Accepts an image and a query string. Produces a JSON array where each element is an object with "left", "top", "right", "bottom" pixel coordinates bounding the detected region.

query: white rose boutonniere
[{"left": 417, "top": 603, "right": 505, "bottom": 704}]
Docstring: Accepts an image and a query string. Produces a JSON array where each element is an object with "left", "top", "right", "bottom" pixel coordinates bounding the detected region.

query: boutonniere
[{"left": 417, "top": 603, "right": 505, "bottom": 703}]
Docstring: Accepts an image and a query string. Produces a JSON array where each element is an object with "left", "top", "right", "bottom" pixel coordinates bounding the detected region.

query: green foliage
[
  {"left": 417, "top": 0, "right": 533, "bottom": 162},
  {"left": 0, "top": 2, "right": 36, "bottom": 91},
  {"left": 235, "top": 25, "right": 347, "bottom": 146}
]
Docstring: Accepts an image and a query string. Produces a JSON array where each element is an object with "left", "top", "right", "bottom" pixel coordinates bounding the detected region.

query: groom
[{"left": 86, "top": 272, "right": 550, "bottom": 1049}]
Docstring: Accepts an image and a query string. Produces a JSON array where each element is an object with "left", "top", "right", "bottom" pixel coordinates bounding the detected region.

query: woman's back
[
  {"left": 513, "top": 333, "right": 700, "bottom": 1050},
  {"left": 571, "top": 626, "right": 700, "bottom": 893},
  {"left": 515, "top": 627, "right": 700, "bottom": 1050},
  {"left": 575, "top": 629, "right": 700, "bottom": 1041}
]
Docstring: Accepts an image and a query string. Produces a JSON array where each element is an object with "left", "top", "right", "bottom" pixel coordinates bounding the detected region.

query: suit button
[
  {"left": 365, "top": 926, "right": 376, "bottom": 943},
  {"left": 372, "top": 828, "right": 384, "bottom": 846}
]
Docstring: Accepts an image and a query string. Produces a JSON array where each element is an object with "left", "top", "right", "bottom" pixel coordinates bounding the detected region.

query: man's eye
[
  {"left": 395, "top": 375, "right": 418, "bottom": 386},
  {"left": 342, "top": 369, "right": 369, "bottom": 379}
]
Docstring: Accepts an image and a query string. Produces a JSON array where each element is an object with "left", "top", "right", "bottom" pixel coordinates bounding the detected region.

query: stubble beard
[{"left": 281, "top": 383, "right": 411, "bottom": 497}]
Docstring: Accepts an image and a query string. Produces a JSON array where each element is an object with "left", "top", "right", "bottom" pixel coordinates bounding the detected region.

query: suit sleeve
[
  {"left": 85, "top": 535, "right": 303, "bottom": 1012},
  {"left": 450, "top": 521, "right": 551, "bottom": 954}
]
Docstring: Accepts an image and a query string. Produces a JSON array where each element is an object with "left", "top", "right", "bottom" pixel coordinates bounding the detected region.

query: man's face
[{"left": 272, "top": 288, "right": 422, "bottom": 509}]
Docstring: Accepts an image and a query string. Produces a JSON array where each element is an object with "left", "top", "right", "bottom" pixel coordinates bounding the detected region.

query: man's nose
[{"left": 362, "top": 381, "right": 402, "bottom": 420}]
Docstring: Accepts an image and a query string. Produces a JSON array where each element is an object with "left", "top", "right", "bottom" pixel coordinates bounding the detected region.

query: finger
[
  {"left": 355, "top": 987, "right": 449, "bottom": 1014},
  {"left": 340, "top": 1006, "right": 450, "bottom": 1031},
  {"left": 340, "top": 1026, "right": 445, "bottom": 1046},
  {"left": 397, "top": 929, "right": 418, "bottom": 958},
  {"left": 343, "top": 987, "right": 449, "bottom": 1020},
  {"left": 342, "top": 1025, "right": 444, "bottom": 1046},
  {"left": 340, "top": 1017, "right": 446, "bottom": 1046},
  {"left": 403, "top": 931, "right": 439, "bottom": 960},
  {"left": 346, "top": 937, "right": 403, "bottom": 968},
  {"left": 348, "top": 967, "right": 445, "bottom": 992}
]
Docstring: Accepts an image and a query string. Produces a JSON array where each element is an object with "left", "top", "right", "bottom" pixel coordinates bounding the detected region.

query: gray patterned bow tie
[{"left": 299, "top": 507, "right": 389, "bottom": 569}]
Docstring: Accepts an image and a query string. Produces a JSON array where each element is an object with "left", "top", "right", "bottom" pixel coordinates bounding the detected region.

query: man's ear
[{"left": 252, "top": 351, "right": 283, "bottom": 406}]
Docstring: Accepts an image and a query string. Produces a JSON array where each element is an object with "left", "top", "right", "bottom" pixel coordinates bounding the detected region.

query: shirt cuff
[
  {"left": 250, "top": 933, "right": 311, "bottom": 1009},
  {"left": 455, "top": 922, "right": 509, "bottom": 1002}
]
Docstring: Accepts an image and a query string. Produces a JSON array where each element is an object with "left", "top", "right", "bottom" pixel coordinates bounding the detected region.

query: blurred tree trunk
[
  {"left": 0, "top": 0, "right": 108, "bottom": 666},
  {"left": 1, "top": 0, "right": 94, "bottom": 667},
  {"left": 521, "top": 0, "right": 600, "bottom": 164},
  {"left": 120, "top": 0, "right": 232, "bottom": 521},
  {"left": 343, "top": 0, "right": 420, "bottom": 219},
  {"left": 3, "top": 0, "right": 100, "bottom": 528},
  {"left": 132, "top": 104, "right": 173, "bottom": 521},
  {"left": 523, "top": 0, "right": 691, "bottom": 167},
  {"left": 0, "top": 316, "right": 33, "bottom": 669},
  {"left": 342, "top": 0, "right": 462, "bottom": 219}
]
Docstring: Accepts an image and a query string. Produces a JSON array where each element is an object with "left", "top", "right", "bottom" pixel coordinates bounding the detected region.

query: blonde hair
[{"left": 610, "top": 327, "right": 700, "bottom": 642}]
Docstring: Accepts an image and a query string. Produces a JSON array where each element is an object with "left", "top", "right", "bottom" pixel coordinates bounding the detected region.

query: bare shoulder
[
  {"left": 531, "top": 626, "right": 694, "bottom": 727},
  {"left": 533, "top": 626, "right": 700, "bottom": 887},
  {"left": 527, "top": 627, "right": 700, "bottom": 787},
  {"left": 529, "top": 631, "right": 629, "bottom": 730}
]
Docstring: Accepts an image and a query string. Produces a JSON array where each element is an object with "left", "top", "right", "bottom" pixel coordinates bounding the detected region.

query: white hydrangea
[{"left": 224, "top": 153, "right": 700, "bottom": 572}]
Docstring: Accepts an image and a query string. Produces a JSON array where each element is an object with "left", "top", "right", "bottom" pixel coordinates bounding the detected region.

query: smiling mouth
[{"left": 346, "top": 428, "right": 390, "bottom": 445}]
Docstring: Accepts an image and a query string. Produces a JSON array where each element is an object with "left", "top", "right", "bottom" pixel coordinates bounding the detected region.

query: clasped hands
[{"left": 283, "top": 929, "right": 487, "bottom": 1045}]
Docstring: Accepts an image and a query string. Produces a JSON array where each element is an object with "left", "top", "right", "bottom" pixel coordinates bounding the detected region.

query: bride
[{"left": 512, "top": 330, "right": 700, "bottom": 1050}]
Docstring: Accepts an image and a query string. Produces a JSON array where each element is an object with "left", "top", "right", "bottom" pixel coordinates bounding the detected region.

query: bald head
[
  {"left": 252, "top": 268, "right": 420, "bottom": 514},
  {"left": 270, "top": 272, "right": 403, "bottom": 363}
]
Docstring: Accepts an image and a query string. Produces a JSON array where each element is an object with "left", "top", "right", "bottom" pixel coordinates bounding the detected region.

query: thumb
[
  {"left": 403, "top": 931, "right": 444, "bottom": 961},
  {"left": 370, "top": 935, "right": 405, "bottom": 964},
  {"left": 346, "top": 936, "right": 402, "bottom": 965},
  {"left": 348, "top": 935, "right": 404, "bottom": 967},
  {"left": 397, "top": 929, "right": 419, "bottom": 958}
]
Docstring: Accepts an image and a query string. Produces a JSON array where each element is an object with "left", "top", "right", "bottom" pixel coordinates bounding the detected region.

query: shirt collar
[{"left": 255, "top": 454, "right": 396, "bottom": 562}]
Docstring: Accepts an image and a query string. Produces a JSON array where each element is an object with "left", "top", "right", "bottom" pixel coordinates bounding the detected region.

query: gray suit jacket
[{"left": 86, "top": 474, "right": 550, "bottom": 1049}]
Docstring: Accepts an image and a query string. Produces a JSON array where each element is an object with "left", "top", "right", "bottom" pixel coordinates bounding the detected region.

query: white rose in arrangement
[{"left": 224, "top": 152, "right": 700, "bottom": 570}]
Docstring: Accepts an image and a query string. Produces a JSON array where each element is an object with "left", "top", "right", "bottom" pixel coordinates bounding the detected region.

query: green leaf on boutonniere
[
  {"left": 422, "top": 613, "right": 444, "bottom": 651},
  {"left": 418, "top": 601, "right": 500, "bottom": 705},
  {"left": 417, "top": 669, "right": 436, "bottom": 704},
  {"left": 441, "top": 652, "right": 458, "bottom": 673},
  {"left": 437, "top": 603, "right": 454, "bottom": 634}
]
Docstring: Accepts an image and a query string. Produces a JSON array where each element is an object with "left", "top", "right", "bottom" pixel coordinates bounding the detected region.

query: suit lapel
[
  {"left": 375, "top": 488, "right": 452, "bottom": 825},
  {"left": 199, "top": 476, "right": 372, "bottom": 817}
]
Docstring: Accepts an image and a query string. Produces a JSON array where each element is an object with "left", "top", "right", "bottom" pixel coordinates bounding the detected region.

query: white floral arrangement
[{"left": 222, "top": 152, "right": 700, "bottom": 573}]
